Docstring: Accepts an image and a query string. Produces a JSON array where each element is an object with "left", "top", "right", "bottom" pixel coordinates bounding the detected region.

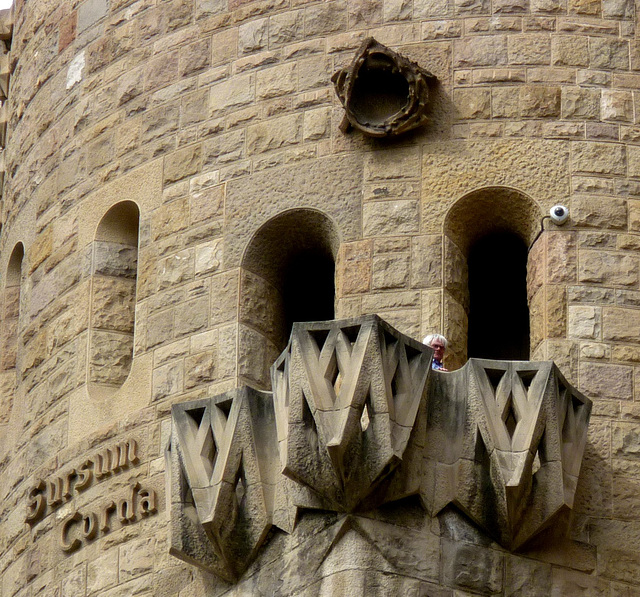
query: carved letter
[
  {"left": 47, "top": 477, "right": 64, "bottom": 508},
  {"left": 118, "top": 483, "right": 139, "bottom": 524},
  {"left": 100, "top": 501, "right": 116, "bottom": 533},
  {"left": 81, "top": 512, "right": 98, "bottom": 541},
  {"left": 94, "top": 450, "right": 111, "bottom": 479},
  {"left": 75, "top": 460, "right": 93, "bottom": 491},
  {"left": 63, "top": 469, "right": 76, "bottom": 500},
  {"left": 138, "top": 487, "right": 157, "bottom": 517},
  {"left": 61, "top": 512, "right": 82, "bottom": 552},
  {"left": 25, "top": 480, "right": 46, "bottom": 524}
]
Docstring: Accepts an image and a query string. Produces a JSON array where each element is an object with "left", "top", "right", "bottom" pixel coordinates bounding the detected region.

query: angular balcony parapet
[
  {"left": 167, "top": 387, "right": 280, "bottom": 582},
  {"left": 271, "top": 314, "right": 433, "bottom": 512},
  {"left": 168, "top": 317, "right": 592, "bottom": 582},
  {"left": 423, "top": 359, "right": 592, "bottom": 550}
]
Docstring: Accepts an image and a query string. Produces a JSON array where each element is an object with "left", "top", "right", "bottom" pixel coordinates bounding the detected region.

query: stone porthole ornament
[{"left": 332, "top": 37, "right": 437, "bottom": 137}]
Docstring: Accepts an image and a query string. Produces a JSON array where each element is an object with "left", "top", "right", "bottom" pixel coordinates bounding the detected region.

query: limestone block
[
  {"left": 158, "top": 249, "right": 195, "bottom": 290},
  {"left": 508, "top": 34, "right": 551, "bottom": 65},
  {"left": 164, "top": 145, "right": 202, "bottom": 185},
  {"left": 190, "top": 184, "right": 224, "bottom": 225},
  {"left": 257, "top": 62, "right": 297, "bottom": 100},
  {"left": 269, "top": 9, "right": 304, "bottom": 47},
  {"left": 578, "top": 251, "right": 639, "bottom": 287},
  {"left": 175, "top": 296, "right": 209, "bottom": 337},
  {"left": 305, "top": 1, "right": 348, "bottom": 36},
  {"left": 568, "top": 305, "right": 601, "bottom": 340},
  {"left": 421, "top": 20, "right": 462, "bottom": 40},
  {"left": 363, "top": 200, "right": 419, "bottom": 237},
  {"left": 210, "top": 270, "right": 239, "bottom": 326},
  {"left": 454, "top": 87, "right": 491, "bottom": 119},
  {"left": 589, "top": 38, "right": 630, "bottom": 71},
  {"left": 572, "top": 142, "right": 626, "bottom": 176},
  {"left": 442, "top": 539, "right": 504, "bottom": 593},
  {"left": 571, "top": 196, "right": 627, "bottom": 229},
  {"left": 91, "top": 276, "right": 136, "bottom": 333},
  {"left": 492, "top": 87, "right": 520, "bottom": 118},
  {"left": 601, "top": 90, "right": 634, "bottom": 123},
  {"left": 246, "top": 114, "right": 303, "bottom": 155},
  {"left": 152, "top": 359, "right": 184, "bottom": 401},
  {"left": 561, "top": 88, "right": 600, "bottom": 120},
  {"left": 552, "top": 35, "right": 589, "bottom": 67},
  {"left": 237, "top": 324, "right": 280, "bottom": 390},
  {"left": 179, "top": 38, "right": 211, "bottom": 78},
  {"left": 195, "top": 238, "right": 223, "bottom": 277},
  {"left": 239, "top": 269, "right": 285, "bottom": 343},
  {"left": 152, "top": 198, "right": 189, "bottom": 242},
  {"left": 505, "top": 554, "right": 553, "bottom": 596},
  {"left": 520, "top": 86, "right": 561, "bottom": 117},
  {"left": 184, "top": 350, "right": 216, "bottom": 389},
  {"left": 371, "top": 253, "right": 410, "bottom": 289},
  {"left": 209, "top": 75, "right": 255, "bottom": 115},
  {"left": 303, "top": 107, "right": 331, "bottom": 141},
  {"left": 89, "top": 330, "right": 133, "bottom": 385},
  {"left": 365, "top": 146, "right": 421, "bottom": 181},
  {"left": 410, "top": 235, "right": 442, "bottom": 290},
  {"left": 454, "top": 36, "right": 508, "bottom": 67},
  {"left": 579, "top": 362, "right": 632, "bottom": 400},
  {"left": 238, "top": 18, "right": 268, "bottom": 55},
  {"left": 338, "top": 240, "right": 372, "bottom": 295},
  {"left": 86, "top": 549, "right": 119, "bottom": 594},
  {"left": 603, "top": 307, "right": 640, "bottom": 343},
  {"left": 202, "top": 130, "right": 244, "bottom": 167}
]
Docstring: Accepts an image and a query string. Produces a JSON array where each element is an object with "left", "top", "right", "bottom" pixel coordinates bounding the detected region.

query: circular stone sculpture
[{"left": 332, "top": 38, "right": 437, "bottom": 137}]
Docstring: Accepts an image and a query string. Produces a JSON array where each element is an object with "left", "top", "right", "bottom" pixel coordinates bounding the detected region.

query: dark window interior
[
  {"left": 282, "top": 248, "right": 335, "bottom": 340},
  {"left": 467, "top": 231, "right": 530, "bottom": 361}
]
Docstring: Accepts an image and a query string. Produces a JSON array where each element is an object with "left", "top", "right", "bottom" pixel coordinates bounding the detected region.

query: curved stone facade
[{"left": 0, "top": 0, "right": 639, "bottom": 595}]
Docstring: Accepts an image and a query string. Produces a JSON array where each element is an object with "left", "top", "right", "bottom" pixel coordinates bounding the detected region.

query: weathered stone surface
[
  {"left": 603, "top": 308, "right": 640, "bottom": 343},
  {"left": 579, "top": 362, "right": 633, "bottom": 400},
  {"left": 442, "top": 540, "right": 503, "bottom": 593},
  {"left": 578, "top": 252, "right": 639, "bottom": 287}
]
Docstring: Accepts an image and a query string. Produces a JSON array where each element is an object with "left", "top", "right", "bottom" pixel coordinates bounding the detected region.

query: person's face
[{"left": 430, "top": 340, "right": 445, "bottom": 361}]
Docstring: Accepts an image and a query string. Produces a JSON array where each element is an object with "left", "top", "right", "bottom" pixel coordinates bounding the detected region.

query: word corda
[{"left": 60, "top": 482, "right": 157, "bottom": 552}]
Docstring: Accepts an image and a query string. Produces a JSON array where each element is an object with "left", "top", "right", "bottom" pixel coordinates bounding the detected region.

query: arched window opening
[
  {"left": 2, "top": 243, "right": 24, "bottom": 372},
  {"left": 240, "top": 209, "right": 339, "bottom": 389},
  {"left": 467, "top": 232, "right": 530, "bottom": 361},
  {"left": 444, "top": 188, "right": 541, "bottom": 368},
  {"left": 282, "top": 248, "right": 335, "bottom": 339},
  {"left": 89, "top": 201, "right": 139, "bottom": 396}
]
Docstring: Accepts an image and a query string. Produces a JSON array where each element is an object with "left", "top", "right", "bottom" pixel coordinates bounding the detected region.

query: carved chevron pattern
[
  {"left": 168, "top": 387, "right": 278, "bottom": 582},
  {"left": 169, "top": 316, "right": 592, "bottom": 582},
  {"left": 425, "top": 359, "right": 592, "bottom": 550},
  {"left": 271, "top": 315, "right": 432, "bottom": 512}
]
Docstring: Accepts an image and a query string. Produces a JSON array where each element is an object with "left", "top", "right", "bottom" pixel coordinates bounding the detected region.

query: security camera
[{"left": 549, "top": 205, "right": 569, "bottom": 225}]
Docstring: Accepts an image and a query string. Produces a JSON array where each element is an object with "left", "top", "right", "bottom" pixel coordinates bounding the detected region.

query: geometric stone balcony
[
  {"left": 167, "top": 316, "right": 592, "bottom": 582},
  {"left": 423, "top": 359, "right": 592, "bottom": 550}
]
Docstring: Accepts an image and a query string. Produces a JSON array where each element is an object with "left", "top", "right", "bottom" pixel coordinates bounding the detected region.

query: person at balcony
[{"left": 423, "top": 334, "right": 448, "bottom": 371}]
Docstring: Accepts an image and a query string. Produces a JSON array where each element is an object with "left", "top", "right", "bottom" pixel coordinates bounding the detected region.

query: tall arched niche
[
  {"left": 0, "top": 242, "right": 24, "bottom": 424},
  {"left": 443, "top": 187, "right": 542, "bottom": 370},
  {"left": 239, "top": 209, "right": 340, "bottom": 390},
  {"left": 88, "top": 201, "right": 140, "bottom": 398}
]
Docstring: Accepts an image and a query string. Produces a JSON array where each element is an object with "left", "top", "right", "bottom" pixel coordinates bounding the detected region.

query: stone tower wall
[{"left": 0, "top": 0, "right": 639, "bottom": 595}]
